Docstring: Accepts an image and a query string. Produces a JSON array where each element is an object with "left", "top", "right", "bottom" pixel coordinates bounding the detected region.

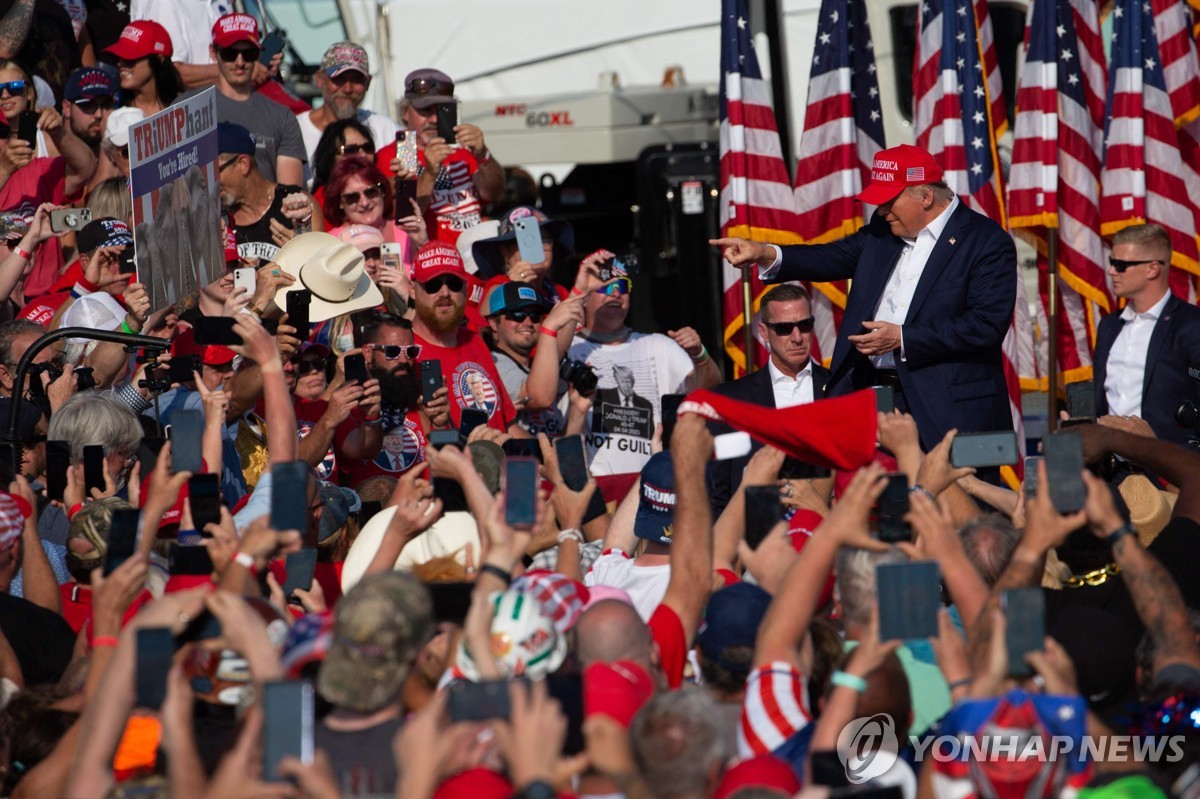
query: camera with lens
[
  {"left": 29, "top": 363, "right": 96, "bottom": 392},
  {"left": 1175, "top": 365, "right": 1200, "bottom": 440},
  {"left": 559, "top": 359, "right": 598, "bottom": 395}
]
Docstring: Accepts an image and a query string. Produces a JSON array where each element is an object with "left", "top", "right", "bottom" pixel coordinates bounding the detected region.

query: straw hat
[
  {"left": 1117, "top": 474, "right": 1177, "bottom": 548},
  {"left": 273, "top": 232, "right": 383, "bottom": 323}
]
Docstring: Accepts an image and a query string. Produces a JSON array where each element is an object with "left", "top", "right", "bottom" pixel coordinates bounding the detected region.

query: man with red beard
[
  {"left": 409, "top": 241, "right": 517, "bottom": 433},
  {"left": 341, "top": 311, "right": 452, "bottom": 486}
]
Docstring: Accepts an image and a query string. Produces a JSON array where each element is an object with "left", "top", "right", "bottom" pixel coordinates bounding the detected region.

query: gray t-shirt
[
  {"left": 492, "top": 349, "right": 567, "bottom": 438},
  {"left": 201, "top": 90, "right": 307, "bottom": 181},
  {"left": 316, "top": 715, "right": 405, "bottom": 798}
]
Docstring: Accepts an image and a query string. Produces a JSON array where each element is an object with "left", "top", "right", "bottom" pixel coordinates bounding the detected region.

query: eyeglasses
[
  {"left": 218, "top": 45, "right": 261, "bottom": 63},
  {"left": 0, "top": 80, "right": 26, "bottom": 96},
  {"left": 218, "top": 156, "right": 242, "bottom": 171},
  {"left": 369, "top": 344, "right": 422, "bottom": 361},
  {"left": 595, "top": 277, "right": 631, "bottom": 296},
  {"left": 297, "top": 358, "right": 328, "bottom": 375},
  {"left": 73, "top": 97, "right": 114, "bottom": 115},
  {"left": 339, "top": 183, "right": 385, "bottom": 207},
  {"left": 421, "top": 275, "right": 465, "bottom": 293},
  {"left": 763, "top": 318, "right": 816, "bottom": 336},
  {"left": 1108, "top": 257, "right": 1163, "bottom": 273},
  {"left": 503, "top": 310, "right": 544, "bottom": 323},
  {"left": 406, "top": 77, "right": 454, "bottom": 95},
  {"left": 337, "top": 142, "right": 375, "bottom": 156}
]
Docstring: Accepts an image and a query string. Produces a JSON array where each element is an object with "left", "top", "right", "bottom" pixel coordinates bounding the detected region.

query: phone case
[
  {"left": 396, "top": 132, "right": 419, "bottom": 173},
  {"left": 877, "top": 561, "right": 940, "bottom": 641},
  {"left": 513, "top": 217, "right": 546, "bottom": 265}
]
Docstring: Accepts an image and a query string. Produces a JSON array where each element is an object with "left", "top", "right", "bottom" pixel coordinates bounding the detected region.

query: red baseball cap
[
  {"left": 583, "top": 660, "right": 655, "bottom": 728},
  {"left": 211, "top": 13, "right": 259, "bottom": 49},
  {"left": 171, "top": 328, "right": 237, "bottom": 368},
  {"left": 106, "top": 20, "right": 173, "bottom": 60},
  {"left": 855, "top": 144, "right": 944, "bottom": 205},
  {"left": 412, "top": 240, "right": 468, "bottom": 284},
  {"left": 713, "top": 756, "right": 800, "bottom": 799}
]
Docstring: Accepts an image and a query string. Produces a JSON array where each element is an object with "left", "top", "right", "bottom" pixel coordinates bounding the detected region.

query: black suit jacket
[
  {"left": 774, "top": 203, "right": 1015, "bottom": 449},
  {"left": 1093, "top": 294, "right": 1200, "bottom": 448},
  {"left": 707, "top": 360, "right": 829, "bottom": 514}
]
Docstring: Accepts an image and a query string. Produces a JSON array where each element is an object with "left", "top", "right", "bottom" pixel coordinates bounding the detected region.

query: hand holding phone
[
  {"left": 504, "top": 457, "right": 539, "bottom": 528},
  {"left": 877, "top": 560, "right": 941, "bottom": 641},
  {"left": 1042, "top": 431, "right": 1086, "bottom": 513},
  {"left": 743, "top": 485, "right": 783, "bottom": 550},
  {"left": 83, "top": 444, "right": 106, "bottom": 494},
  {"left": 258, "top": 31, "right": 286, "bottom": 66},
  {"left": 344, "top": 352, "right": 368, "bottom": 384},
  {"left": 513, "top": 217, "right": 545, "bottom": 264},
  {"left": 261, "top": 680, "right": 315, "bottom": 782},
  {"left": 285, "top": 289, "right": 311, "bottom": 336},
  {"left": 271, "top": 461, "right": 310, "bottom": 533},
  {"left": 419, "top": 360, "right": 443, "bottom": 405},
  {"left": 188, "top": 474, "right": 221, "bottom": 535},
  {"left": 436, "top": 103, "right": 458, "bottom": 143},
  {"left": 169, "top": 410, "right": 204, "bottom": 473}
]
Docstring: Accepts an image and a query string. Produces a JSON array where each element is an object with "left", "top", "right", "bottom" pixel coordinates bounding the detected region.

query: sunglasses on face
[
  {"left": 218, "top": 45, "right": 261, "bottom": 63},
  {"left": 0, "top": 80, "right": 26, "bottom": 96},
  {"left": 297, "top": 357, "right": 328, "bottom": 375},
  {"left": 595, "top": 277, "right": 631, "bottom": 296},
  {"left": 218, "top": 156, "right": 242, "bottom": 171},
  {"left": 406, "top": 77, "right": 454, "bottom": 95},
  {"left": 421, "top": 275, "right": 464, "bottom": 293},
  {"left": 337, "top": 142, "right": 375, "bottom": 156},
  {"left": 73, "top": 97, "right": 114, "bottom": 115},
  {"left": 339, "top": 183, "right": 384, "bottom": 207},
  {"left": 1108, "top": 257, "right": 1162, "bottom": 273},
  {"left": 504, "top": 310, "right": 544, "bottom": 323},
  {"left": 763, "top": 318, "right": 816, "bottom": 336},
  {"left": 369, "top": 344, "right": 422, "bottom": 361}
]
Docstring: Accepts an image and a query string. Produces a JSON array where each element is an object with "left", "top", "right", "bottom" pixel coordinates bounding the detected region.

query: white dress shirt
[
  {"left": 768, "top": 357, "right": 814, "bottom": 408},
  {"left": 1104, "top": 290, "right": 1171, "bottom": 417},
  {"left": 761, "top": 197, "right": 960, "bottom": 368}
]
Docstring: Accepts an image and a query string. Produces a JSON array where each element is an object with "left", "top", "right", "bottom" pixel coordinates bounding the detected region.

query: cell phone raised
[
  {"left": 394, "top": 178, "right": 417, "bottom": 216},
  {"left": 271, "top": 461, "right": 310, "bottom": 533},
  {"left": 513, "top": 216, "right": 545, "bottom": 264},
  {"left": 504, "top": 457, "right": 539, "bottom": 528},
  {"left": 258, "top": 30, "right": 286, "bottom": 65},
  {"left": 874, "top": 385, "right": 895, "bottom": 414},
  {"left": 1001, "top": 587, "right": 1044, "bottom": 677},
  {"left": 502, "top": 438, "right": 542, "bottom": 461},
  {"left": 660, "top": 394, "right": 685, "bottom": 450},
  {"left": 436, "top": 102, "right": 457, "bottom": 143},
  {"left": 459, "top": 407, "right": 489, "bottom": 444},
  {"left": 49, "top": 207, "right": 92, "bottom": 233},
  {"left": 104, "top": 508, "right": 141, "bottom": 575},
  {"left": 233, "top": 267, "right": 257, "bottom": 298},
  {"left": 419, "top": 360, "right": 443, "bottom": 406},
  {"left": 135, "top": 627, "right": 173, "bottom": 710},
  {"left": 16, "top": 110, "right": 37, "bottom": 146},
  {"left": 168, "top": 410, "right": 204, "bottom": 473},
  {"left": 284, "top": 289, "right": 311, "bottom": 336},
  {"left": 876, "top": 473, "right": 911, "bottom": 543},
  {"left": 876, "top": 560, "right": 941, "bottom": 641},
  {"left": 1023, "top": 456, "right": 1043, "bottom": 497},
  {"left": 282, "top": 548, "right": 317, "bottom": 603},
  {"left": 554, "top": 435, "right": 590, "bottom": 491},
  {"left": 743, "top": 485, "right": 783, "bottom": 550},
  {"left": 427, "top": 429, "right": 460, "bottom": 450},
  {"left": 1042, "top": 431, "right": 1086, "bottom": 513},
  {"left": 192, "top": 316, "right": 243, "bottom": 346},
  {"left": 46, "top": 439, "right": 69, "bottom": 503},
  {"left": 950, "top": 431, "right": 1019, "bottom": 469},
  {"left": 395, "top": 130, "right": 419, "bottom": 172},
  {"left": 188, "top": 474, "right": 221, "bottom": 535},
  {"left": 1065, "top": 380, "right": 1096, "bottom": 421},
  {"left": 169, "top": 543, "right": 214, "bottom": 575},
  {"left": 83, "top": 444, "right": 106, "bottom": 494},
  {"left": 165, "top": 354, "right": 201, "bottom": 386},
  {"left": 344, "top": 352, "right": 368, "bottom": 384},
  {"left": 446, "top": 679, "right": 514, "bottom": 722},
  {"left": 261, "top": 680, "right": 315, "bottom": 783},
  {"left": 117, "top": 246, "right": 137, "bottom": 275}
]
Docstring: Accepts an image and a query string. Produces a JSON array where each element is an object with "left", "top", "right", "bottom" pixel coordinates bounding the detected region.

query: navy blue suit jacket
[
  {"left": 773, "top": 203, "right": 1015, "bottom": 448},
  {"left": 1093, "top": 294, "right": 1200, "bottom": 448}
]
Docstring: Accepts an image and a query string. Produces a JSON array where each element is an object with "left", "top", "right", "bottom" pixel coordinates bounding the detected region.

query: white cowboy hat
[
  {"left": 272, "top": 231, "right": 383, "bottom": 323},
  {"left": 340, "top": 506, "right": 481, "bottom": 593}
]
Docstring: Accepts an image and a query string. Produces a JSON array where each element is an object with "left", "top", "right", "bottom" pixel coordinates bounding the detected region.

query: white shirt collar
[
  {"left": 1119, "top": 289, "right": 1171, "bottom": 322},
  {"left": 902, "top": 195, "right": 959, "bottom": 246},
  {"left": 768, "top": 356, "right": 812, "bottom": 385}
]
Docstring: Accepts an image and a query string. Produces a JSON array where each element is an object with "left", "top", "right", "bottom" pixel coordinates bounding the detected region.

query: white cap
[{"left": 104, "top": 106, "right": 144, "bottom": 148}]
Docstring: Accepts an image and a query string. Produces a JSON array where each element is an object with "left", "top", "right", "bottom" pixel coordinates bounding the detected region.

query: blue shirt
[{"left": 143, "top": 387, "right": 247, "bottom": 504}]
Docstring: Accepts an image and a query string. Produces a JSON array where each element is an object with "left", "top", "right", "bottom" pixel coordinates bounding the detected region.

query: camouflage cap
[
  {"left": 66, "top": 496, "right": 132, "bottom": 578},
  {"left": 317, "top": 571, "right": 432, "bottom": 712}
]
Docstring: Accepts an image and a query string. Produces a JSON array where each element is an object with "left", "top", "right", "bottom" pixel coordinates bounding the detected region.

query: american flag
[
  {"left": 1101, "top": 0, "right": 1200, "bottom": 299},
  {"left": 791, "top": 0, "right": 886, "bottom": 367},
  {"left": 1008, "top": 0, "right": 1112, "bottom": 386},
  {"left": 718, "top": 0, "right": 803, "bottom": 376},
  {"left": 914, "top": 0, "right": 1032, "bottom": 486}
]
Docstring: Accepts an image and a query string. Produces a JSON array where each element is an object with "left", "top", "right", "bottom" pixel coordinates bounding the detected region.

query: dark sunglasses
[
  {"left": 504, "top": 310, "right": 544, "bottom": 323},
  {"left": 0, "top": 80, "right": 26, "bottom": 95},
  {"left": 1108, "top": 257, "right": 1162, "bottom": 273},
  {"left": 218, "top": 45, "right": 261, "bottom": 63},
  {"left": 73, "top": 97, "right": 114, "bottom": 114},
  {"left": 763, "top": 318, "right": 816, "bottom": 336},
  {"left": 421, "top": 275, "right": 464, "bottom": 293},
  {"left": 218, "top": 156, "right": 242, "bottom": 171},
  {"left": 595, "top": 277, "right": 631, "bottom": 296},
  {"left": 337, "top": 142, "right": 375, "bottom": 156},
  {"left": 406, "top": 77, "right": 454, "bottom": 95},
  {"left": 297, "top": 357, "right": 328, "bottom": 375},
  {"left": 371, "top": 344, "right": 422, "bottom": 361},
  {"left": 339, "top": 183, "right": 385, "bottom": 207}
]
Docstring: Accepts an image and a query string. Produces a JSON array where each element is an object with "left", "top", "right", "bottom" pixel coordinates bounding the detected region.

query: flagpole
[
  {"left": 1047, "top": 228, "right": 1059, "bottom": 429},
  {"left": 742, "top": 272, "right": 755, "bottom": 372}
]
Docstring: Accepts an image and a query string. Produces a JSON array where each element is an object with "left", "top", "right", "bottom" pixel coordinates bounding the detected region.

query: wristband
[
  {"left": 233, "top": 551, "right": 257, "bottom": 575},
  {"left": 13, "top": 247, "right": 31, "bottom": 261},
  {"left": 538, "top": 325, "right": 558, "bottom": 338},
  {"left": 949, "top": 677, "right": 972, "bottom": 691},
  {"left": 831, "top": 670, "right": 868, "bottom": 693},
  {"left": 364, "top": 416, "right": 383, "bottom": 426},
  {"left": 1106, "top": 522, "right": 1136, "bottom": 546},
  {"left": 570, "top": 286, "right": 585, "bottom": 297},
  {"left": 67, "top": 502, "right": 85, "bottom": 521},
  {"left": 91, "top": 636, "right": 119, "bottom": 649},
  {"left": 910, "top": 485, "right": 936, "bottom": 502},
  {"left": 690, "top": 344, "right": 709, "bottom": 364},
  {"left": 480, "top": 563, "right": 512, "bottom": 586},
  {"left": 556, "top": 528, "right": 584, "bottom": 545},
  {"left": 247, "top": 302, "right": 265, "bottom": 317},
  {"left": 119, "top": 318, "right": 137, "bottom": 335}
]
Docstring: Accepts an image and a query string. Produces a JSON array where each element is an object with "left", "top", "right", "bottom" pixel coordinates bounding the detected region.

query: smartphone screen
[
  {"left": 83, "top": 444, "right": 106, "bottom": 494},
  {"left": 459, "top": 408, "right": 489, "bottom": 443},
  {"left": 169, "top": 544, "right": 214, "bottom": 575},
  {"left": 168, "top": 410, "right": 204, "bottom": 473},
  {"left": 446, "top": 679, "right": 512, "bottom": 722},
  {"left": 16, "top": 110, "right": 37, "bottom": 145},
  {"left": 876, "top": 473, "right": 911, "bottom": 543},
  {"left": 258, "top": 31, "right": 285, "bottom": 65},
  {"left": 188, "top": 474, "right": 221, "bottom": 535},
  {"left": 874, "top": 385, "right": 895, "bottom": 414},
  {"left": 743, "top": 485, "right": 783, "bottom": 550},
  {"left": 46, "top": 440, "right": 69, "bottom": 502},
  {"left": 192, "top": 316, "right": 242, "bottom": 346},
  {"left": 135, "top": 627, "right": 174, "bottom": 710},
  {"left": 282, "top": 548, "right": 318, "bottom": 602},
  {"left": 166, "top": 354, "right": 200, "bottom": 385},
  {"left": 436, "top": 102, "right": 457, "bottom": 143},
  {"left": 419, "top": 360, "right": 443, "bottom": 405},
  {"left": 513, "top": 217, "right": 545, "bottom": 264},
  {"left": 502, "top": 438, "right": 542, "bottom": 461},
  {"left": 344, "top": 353, "right": 368, "bottom": 384},
  {"left": 877, "top": 560, "right": 941, "bottom": 641},
  {"left": 394, "top": 178, "right": 417, "bottom": 216},
  {"left": 1001, "top": 587, "right": 1045, "bottom": 676},
  {"left": 1065, "top": 381, "right": 1096, "bottom": 420},
  {"left": 261, "top": 680, "right": 315, "bottom": 782},
  {"left": 427, "top": 429, "right": 459, "bottom": 450},
  {"left": 1043, "top": 431, "right": 1086, "bottom": 513},
  {"left": 950, "top": 431, "right": 1019, "bottom": 469},
  {"left": 1023, "top": 456, "right": 1042, "bottom": 497},
  {"left": 504, "top": 457, "right": 539, "bottom": 527},
  {"left": 555, "top": 435, "right": 590, "bottom": 490},
  {"left": 285, "top": 289, "right": 311, "bottom": 336},
  {"left": 660, "top": 394, "right": 685, "bottom": 451},
  {"left": 271, "top": 461, "right": 310, "bottom": 533},
  {"left": 104, "top": 508, "right": 141, "bottom": 575},
  {"left": 118, "top": 247, "right": 137, "bottom": 275}
]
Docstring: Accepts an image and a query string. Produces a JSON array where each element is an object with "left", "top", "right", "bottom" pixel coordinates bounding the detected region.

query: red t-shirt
[
  {"left": 341, "top": 406, "right": 428, "bottom": 488},
  {"left": 254, "top": 396, "right": 364, "bottom": 481},
  {"left": 0, "top": 157, "right": 68, "bottom": 298},
  {"left": 414, "top": 328, "right": 516, "bottom": 431},
  {"left": 60, "top": 582, "right": 153, "bottom": 636},
  {"left": 648, "top": 604, "right": 687, "bottom": 690},
  {"left": 267, "top": 559, "right": 343, "bottom": 610},
  {"left": 376, "top": 141, "right": 481, "bottom": 245}
]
